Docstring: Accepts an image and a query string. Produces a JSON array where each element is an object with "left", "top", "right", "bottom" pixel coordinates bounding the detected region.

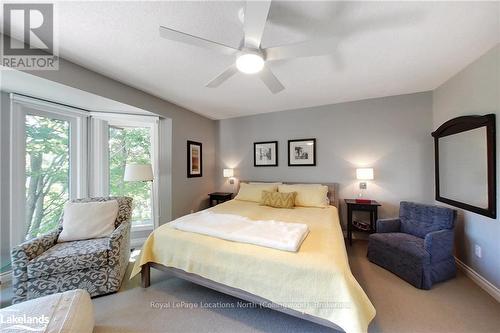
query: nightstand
[
  {"left": 209, "top": 192, "right": 233, "bottom": 207},
  {"left": 344, "top": 199, "right": 381, "bottom": 246}
]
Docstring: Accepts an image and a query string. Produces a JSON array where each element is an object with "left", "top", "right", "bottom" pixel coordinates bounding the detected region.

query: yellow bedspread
[{"left": 131, "top": 200, "right": 375, "bottom": 333}]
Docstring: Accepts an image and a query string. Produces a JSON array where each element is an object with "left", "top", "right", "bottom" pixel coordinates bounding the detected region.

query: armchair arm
[
  {"left": 424, "top": 229, "right": 454, "bottom": 263},
  {"left": 11, "top": 226, "right": 61, "bottom": 268},
  {"left": 11, "top": 226, "right": 61, "bottom": 303},
  {"left": 376, "top": 218, "right": 401, "bottom": 233},
  {"left": 109, "top": 221, "right": 130, "bottom": 247},
  {"left": 107, "top": 221, "right": 131, "bottom": 288}
]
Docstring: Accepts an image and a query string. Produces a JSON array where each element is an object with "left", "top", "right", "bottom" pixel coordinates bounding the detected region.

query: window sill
[{"left": 132, "top": 224, "right": 154, "bottom": 232}]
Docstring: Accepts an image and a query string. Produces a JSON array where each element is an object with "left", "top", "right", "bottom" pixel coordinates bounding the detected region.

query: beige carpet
[
  {"left": 2, "top": 241, "right": 500, "bottom": 332},
  {"left": 92, "top": 241, "right": 500, "bottom": 333}
]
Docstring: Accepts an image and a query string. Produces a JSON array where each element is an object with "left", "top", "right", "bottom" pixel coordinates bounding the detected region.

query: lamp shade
[
  {"left": 124, "top": 164, "right": 153, "bottom": 181},
  {"left": 356, "top": 168, "right": 374, "bottom": 180},
  {"left": 223, "top": 168, "right": 234, "bottom": 178}
]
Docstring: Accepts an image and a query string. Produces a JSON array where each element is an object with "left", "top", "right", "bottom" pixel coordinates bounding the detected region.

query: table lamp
[
  {"left": 356, "top": 168, "right": 374, "bottom": 203},
  {"left": 223, "top": 168, "right": 234, "bottom": 184},
  {"left": 124, "top": 164, "right": 154, "bottom": 182}
]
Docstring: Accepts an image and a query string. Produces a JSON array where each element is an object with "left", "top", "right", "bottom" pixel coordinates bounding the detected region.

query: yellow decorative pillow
[
  {"left": 261, "top": 191, "right": 297, "bottom": 209},
  {"left": 234, "top": 183, "right": 278, "bottom": 202},
  {"left": 278, "top": 184, "right": 329, "bottom": 208}
]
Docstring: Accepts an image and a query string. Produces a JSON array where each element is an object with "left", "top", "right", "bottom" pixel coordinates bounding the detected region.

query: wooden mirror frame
[{"left": 431, "top": 114, "right": 496, "bottom": 218}]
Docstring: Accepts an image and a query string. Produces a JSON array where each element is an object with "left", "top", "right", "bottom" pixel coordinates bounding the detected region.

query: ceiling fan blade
[
  {"left": 159, "top": 26, "right": 239, "bottom": 55},
  {"left": 205, "top": 65, "right": 238, "bottom": 88},
  {"left": 264, "top": 38, "right": 339, "bottom": 61},
  {"left": 243, "top": 0, "right": 272, "bottom": 49},
  {"left": 259, "top": 66, "right": 284, "bottom": 94}
]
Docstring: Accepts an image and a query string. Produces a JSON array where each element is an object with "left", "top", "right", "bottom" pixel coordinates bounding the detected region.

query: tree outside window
[
  {"left": 24, "top": 115, "right": 70, "bottom": 240},
  {"left": 109, "top": 126, "right": 152, "bottom": 225}
]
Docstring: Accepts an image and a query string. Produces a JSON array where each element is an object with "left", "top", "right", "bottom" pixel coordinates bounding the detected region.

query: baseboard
[
  {"left": 0, "top": 270, "right": 12, "bottom": 284},
  {"left": 455, "top": 257, "right": 500, "bottom": 302}
]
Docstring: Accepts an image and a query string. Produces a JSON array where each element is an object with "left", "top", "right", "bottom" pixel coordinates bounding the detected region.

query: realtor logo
[{"left": 2, "top": 3, "right": 58, "bottom": 70}]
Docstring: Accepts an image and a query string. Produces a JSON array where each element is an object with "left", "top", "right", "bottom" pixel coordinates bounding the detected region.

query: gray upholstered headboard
[{"left": 238, "top": 181, "right": 339, "bottom": 208}]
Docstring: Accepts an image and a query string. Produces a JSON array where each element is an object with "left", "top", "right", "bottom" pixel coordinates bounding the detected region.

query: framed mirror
[{"left": 432, "top": 114, "right": 496, "bottom": 218}]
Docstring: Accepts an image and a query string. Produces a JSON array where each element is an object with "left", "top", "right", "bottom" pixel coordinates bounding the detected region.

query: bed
[{"left": 131, "top": 183, "right": 375, "bottom": 333}]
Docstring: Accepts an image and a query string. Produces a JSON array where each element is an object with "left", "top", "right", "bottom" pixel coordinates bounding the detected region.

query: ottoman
[{"left": 0, "top": 289, "right": 94, "bottom": 333}]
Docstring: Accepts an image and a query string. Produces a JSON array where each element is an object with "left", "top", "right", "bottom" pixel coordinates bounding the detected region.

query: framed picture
[
  {"left": 254, "top": 141, "right": 278, "bottom": 167},
  {"left": 187, "top": 140, "right": 202, "bottom": 177},
  {"left": 288, "top": 138, "right": 316, "bottom": 166}
]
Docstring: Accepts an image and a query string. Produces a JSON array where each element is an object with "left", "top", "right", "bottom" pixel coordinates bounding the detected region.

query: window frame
[
  {"left": 90, "top": 112, "right": 160, "bottom": 230},
  {"left": 9, "top": 94, "right": 163, "bottom": 248},
  {"left": 10, "top": 94, "right": 88, "bottom": 244}
]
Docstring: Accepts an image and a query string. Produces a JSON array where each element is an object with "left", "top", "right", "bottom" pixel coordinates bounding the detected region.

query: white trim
[
  {"left": 90, "top": 110, "right": 158, "bottom": 118},
  {"left": 132, "top": 225, "right": 154, "bottom": 232},
  {"left": 10, "top": 98, "right": 26, "bottom": 245},
  {"left": 151, "top": 118, "right": 160, "bottom": 229},
  {"left": 89, "top": 117, "right": 110, "bottom": 196},
  {"left": 89, "top": 112, "right": 158, "bottom": 124},
  {"left": 0, "top": 270, "right": 12, "bottom": 284},
  {"left": 455, "top": 257, "right": 500, "bottom": 302},
  {"left": 75, "top": 116, "right": 88, "bottom": 198},
  {"left": 10, "top": 93, "right": 90, "bottom": 117},
  {"left": 159, "top": 118, "right": 172, "bottom": 223}
]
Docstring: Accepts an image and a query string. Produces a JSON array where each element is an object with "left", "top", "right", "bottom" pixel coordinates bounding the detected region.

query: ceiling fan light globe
[{"left": 236, "top": 53, "right": 264, "bottom": 74}]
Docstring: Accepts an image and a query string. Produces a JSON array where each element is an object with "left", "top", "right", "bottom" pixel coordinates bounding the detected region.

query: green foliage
[
  {"left": 25, "top": 115, "right": 69, "bottom": 239},
  {"left": 24, "top": 117, "right": 153, "bottom": 240},
  {"left": 109, "top": 126, "right": 152, "bottom": 224}
]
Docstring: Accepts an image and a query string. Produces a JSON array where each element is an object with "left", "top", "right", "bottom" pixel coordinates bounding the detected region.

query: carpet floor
[{"left": 2, "top": 240, "right": 500, "bottom": 332}]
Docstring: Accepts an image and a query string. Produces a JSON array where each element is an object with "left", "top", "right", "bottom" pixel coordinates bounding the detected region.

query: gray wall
[
  {"left": 21, "top": 58, "right": 217, "bottom": 219},
  {"left": 433, "top": 44, "right": 500, "bottom": 288},
  {"left": 216, "top": 92, "right": 435, "bottom": 225}
]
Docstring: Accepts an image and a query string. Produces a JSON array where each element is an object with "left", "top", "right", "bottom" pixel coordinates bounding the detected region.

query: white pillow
[
  {"left": 278, "top": 184, "right": 329, "bottom": 208},
  {"left": 249, "top": 182, "right": 283, "bottom": 185},
  {"left": 234, "top": 183, "right": 278, "bottom": 202},
  {"left": 58, "top": 200, "right": 119, "bottom": 242}
]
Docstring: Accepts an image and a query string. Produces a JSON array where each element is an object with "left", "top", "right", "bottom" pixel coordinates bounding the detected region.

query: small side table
[
  {"left": 344, "top": 199, "right": 381, "bottom": 246},
  {"left": 209, "top": 192, "right": 233, "bottom": 207}
]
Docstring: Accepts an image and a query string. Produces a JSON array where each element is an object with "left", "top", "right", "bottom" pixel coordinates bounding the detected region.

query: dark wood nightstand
[
  {"left": 209, "top": 192, "right": 233, "bottom": 207},
  {"left": 344, "top": 199, "right": 381, "bottom": 246}
]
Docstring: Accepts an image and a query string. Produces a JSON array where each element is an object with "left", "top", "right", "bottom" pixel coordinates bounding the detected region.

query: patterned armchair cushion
[
  {"left": 399, "top": 201, "right": 456, "bottom": 238},
  {"left": 27, "top": 238, "right": 110, "bottom": 279}
]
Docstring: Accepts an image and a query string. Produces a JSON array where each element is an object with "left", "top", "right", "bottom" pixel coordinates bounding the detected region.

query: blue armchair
[{"left": 367, "top": 201, "right": 457, "bottom": 289}]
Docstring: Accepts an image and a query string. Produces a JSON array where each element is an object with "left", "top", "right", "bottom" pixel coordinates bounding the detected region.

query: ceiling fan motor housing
[{"left": 236, "top": 48, "right": 265, "bottom": 74}]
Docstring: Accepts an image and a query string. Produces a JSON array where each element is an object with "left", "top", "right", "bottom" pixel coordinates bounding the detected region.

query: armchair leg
[{"left": 141, "top": 263, "right": 150, "bottom": 288}]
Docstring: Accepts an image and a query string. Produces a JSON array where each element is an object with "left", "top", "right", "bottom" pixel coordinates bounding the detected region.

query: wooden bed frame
[{"left": 141, "top": 182, "right": 343, "bottom": 331}]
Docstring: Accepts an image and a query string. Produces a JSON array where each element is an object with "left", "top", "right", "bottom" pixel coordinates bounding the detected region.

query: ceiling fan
[{"left": 159, "top": 1, "right": 338, "bottom": 94}]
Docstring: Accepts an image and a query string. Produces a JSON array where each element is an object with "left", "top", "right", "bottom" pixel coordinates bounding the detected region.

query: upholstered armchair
[
  {"left": 367, "top": 201, "right": 457, "bottom": 289},
  {"left": 11, "top": 197, "right": 132, "bottom": 304}
]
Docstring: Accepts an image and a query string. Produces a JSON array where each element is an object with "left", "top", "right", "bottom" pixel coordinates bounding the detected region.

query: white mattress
[{"left": 0, "top": 289, "right": 94, "bottom": 333}]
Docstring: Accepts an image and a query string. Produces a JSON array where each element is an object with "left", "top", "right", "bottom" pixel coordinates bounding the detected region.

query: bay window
[{"left": 9, "top": 94, "right": 160, "bottom": 250}]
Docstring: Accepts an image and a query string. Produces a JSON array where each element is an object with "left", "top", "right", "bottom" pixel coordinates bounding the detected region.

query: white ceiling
[{"left": 4, "top": 1, "right": 500, "bottom": 119}]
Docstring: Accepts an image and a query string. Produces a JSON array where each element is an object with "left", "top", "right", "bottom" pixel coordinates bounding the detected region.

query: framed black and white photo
[
  {"left": 254, "top": 141, "right": 278, "bottom": 167},
  {"left": 288, "top": 138, "right": 316, "bottom": 166},
  {"left": 187, "top": 140, "right": 202, "bottom": 177}
]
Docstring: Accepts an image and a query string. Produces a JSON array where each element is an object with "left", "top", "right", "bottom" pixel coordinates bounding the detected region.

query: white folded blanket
[{"left": 169, "top": 211, "right": 309, "bottom": 252}]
